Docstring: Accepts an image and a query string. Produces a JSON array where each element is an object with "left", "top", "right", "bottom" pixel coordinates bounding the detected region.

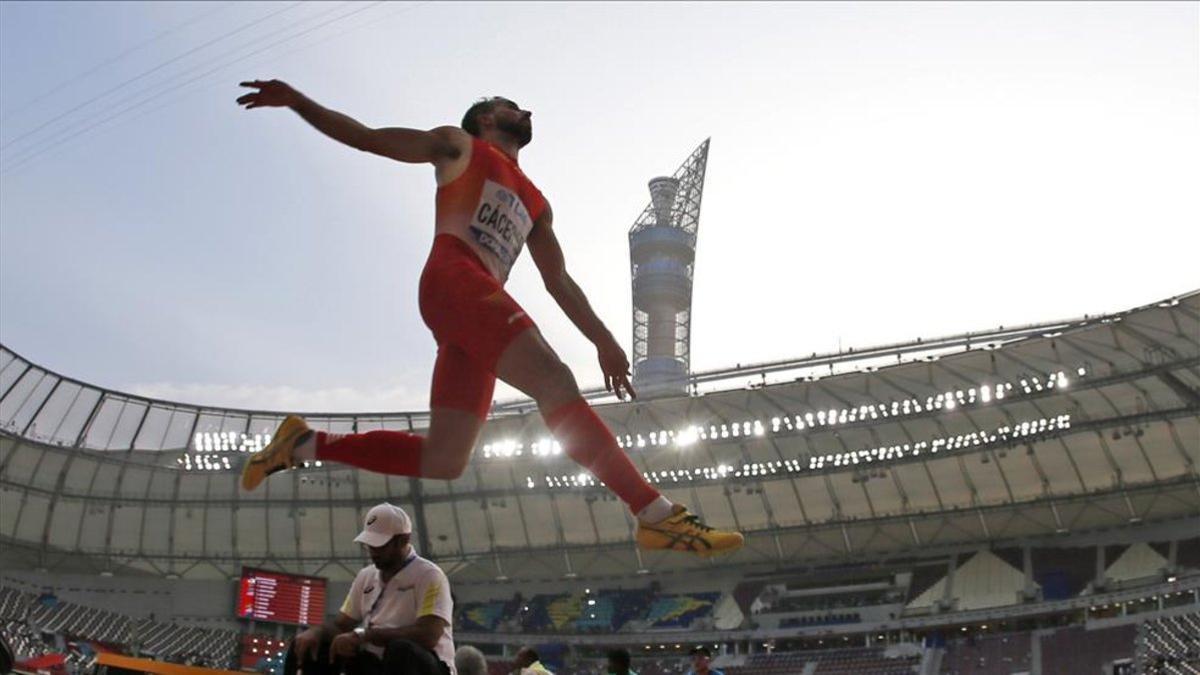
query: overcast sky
[{"left": 1, "top": 1, "right": 1196, "bottom": 412}]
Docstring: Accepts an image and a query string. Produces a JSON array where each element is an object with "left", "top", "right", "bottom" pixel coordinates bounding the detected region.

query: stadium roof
[{"left": 1, "top": 290, "right": 1197, "bottom": 582}]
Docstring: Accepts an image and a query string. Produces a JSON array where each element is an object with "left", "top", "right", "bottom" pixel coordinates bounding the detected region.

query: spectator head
[
  {"left": 513, "top": 646, "right": 539, "bottom": 669},
  {"left": 454, "top": 645, "right": 488, "bottom": 675},
  {"left": 606, "top": 648, "right": 632, "bottom": 675},
  {"left": 690, "top": 646, "right": 712, "bottom": 671}
]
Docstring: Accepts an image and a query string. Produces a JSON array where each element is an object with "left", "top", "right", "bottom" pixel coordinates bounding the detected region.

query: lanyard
[{"left": 364, "top": 553, "right": 418, "bottom": 627}]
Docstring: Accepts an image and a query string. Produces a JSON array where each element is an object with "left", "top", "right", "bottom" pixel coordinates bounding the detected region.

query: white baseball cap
[{"left": 353, "top": 503, "right": 413, "bottom": 548}]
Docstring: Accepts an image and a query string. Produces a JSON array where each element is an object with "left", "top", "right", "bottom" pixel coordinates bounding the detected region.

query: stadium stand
[
  {"left": 457, "top": 586, "right": 673, "bottom": 633},
  {"left": 1, "top": 292, "right": 1197, "bottom": 675},
  {"left": 779, "top": 612, "right": 860, "bottom": 628},
  {"left": 3, "top": 620, "right": 47, "bottom": 662},
  {"left": 517, "top": 593, "right": 583, "bottom": 632},
  {"left": 135, "top": 620, "right": 239, "bottom": 668},
  {"left": 574, "top": 588, "right": 656, "bottom": 632},
  {"left": 940, "top": 631, "right": 1032, "bottom": 675},
  {"left": 0, "top": 583, "right": 240, "bottom": 670},
  {"left": 642, "top": 592, "right": 720, "bottom": 629},
  {"left": 29, "top": 598, "right": 134, "bottom": 644},
  {"left": 724, "top": 646, "right": 920, "bottom": 675},
  {"left": 725, "top": 650, "right": 809, "bottom": 674},
  {"left": 4, "top": 573, "right": 1200, "bottom": 675},
  {"left": 552, "top": 658, "right": 680, "bottom": 675},
  {"left": 239, "top": 634, "right": 287, "bottom": 673},
  {"left": 810, "top": 646, "right": 920, "bottom": 675},
  {"left": 0, "top": 587, "right": 35, "bottom": 620},
  {"left": 1040, "top": 625, "right": 1137, "bottom": 675},
  {"left": 459, "top": 599, "right": 518, "bottom": 632},
  {"left": 1137, "top": 611, "right": 1200, "bottom": 673}
]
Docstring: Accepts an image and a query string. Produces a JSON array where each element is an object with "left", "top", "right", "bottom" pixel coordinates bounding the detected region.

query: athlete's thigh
[
  {"left": 430, "top": 342, "right": 496, "bottom": 419},
  {"left": 494, "top": 326, "right": 578, "bottom": 405},
  {"left": 427, "top": 341, "right": 492, "bottom": 468}
]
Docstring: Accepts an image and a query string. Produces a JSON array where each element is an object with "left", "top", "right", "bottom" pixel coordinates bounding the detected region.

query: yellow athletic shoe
[
  {"left": 241, "top": 415, "right": 310, "bottom": 491},
  {"left": 636, "top": 505, "right": 744, "bottom": 557}
]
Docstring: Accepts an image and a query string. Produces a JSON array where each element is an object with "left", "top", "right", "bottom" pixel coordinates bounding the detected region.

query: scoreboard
[{"left": 237, "top": 568, "right": 327, "bottom": 626}]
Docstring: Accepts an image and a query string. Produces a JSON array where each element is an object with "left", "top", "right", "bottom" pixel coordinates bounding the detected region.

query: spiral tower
[{"left": 628, "top": 139, "right": 710, "bottom": 398}]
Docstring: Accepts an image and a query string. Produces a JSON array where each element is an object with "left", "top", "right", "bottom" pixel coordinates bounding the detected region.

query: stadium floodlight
[
  {"left": 475, "top": 362, "right": 1089, "bottom": 461},
  {"left": 675, "top": 426, "right": 700, "bottom": 447}
]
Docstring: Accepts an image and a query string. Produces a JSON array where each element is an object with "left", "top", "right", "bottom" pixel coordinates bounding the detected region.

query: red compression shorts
[{"left": 419, "top": 234, "right": 537, "bottom": 418}]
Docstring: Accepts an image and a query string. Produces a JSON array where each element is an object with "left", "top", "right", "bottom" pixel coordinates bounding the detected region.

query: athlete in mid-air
[{"left": 235, "top": 80, "right": 743, "bottom": 557}]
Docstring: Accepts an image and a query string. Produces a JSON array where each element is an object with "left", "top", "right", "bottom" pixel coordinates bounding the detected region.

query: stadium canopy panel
[{"left": 1, "top": 291, "right": 1197, "bottom": 582}]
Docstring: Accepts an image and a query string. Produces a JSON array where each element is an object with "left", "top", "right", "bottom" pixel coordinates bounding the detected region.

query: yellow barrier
[{"left": 95, "top": 653, "right": 248, "bottom": 675}]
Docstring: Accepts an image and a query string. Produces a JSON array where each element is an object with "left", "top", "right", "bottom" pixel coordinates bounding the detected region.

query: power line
[
  {"left": 0, "top": 1, "right": 354, "bottom": 171},
  {"left": 0, "top": 2, "right": 236, "bottom": 123},
  {"left": 0, "top": 2, "right": 304, "bottom": 153},
  {"left": 0, "top": 1, "right": 390, "bottom": 175},
  {"left": 81, "top": 1, "right": 432, "bottom": 155},
  {"left": 133, "top": 1, "right": 432, "bottom": 120}
]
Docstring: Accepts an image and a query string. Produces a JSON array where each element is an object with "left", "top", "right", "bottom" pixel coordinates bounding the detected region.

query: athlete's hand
[
  {"left": 328, "top": 632, "right": 361, "bottom": 662},
  {"left": 236, "top": 79, "right": 302, "bottom": 109},
  {"left": 292, "top": 627, "right": 324, "bottom": 663},
  {"left": 598, "top": 337, "right": 637, "bottom": 401}
]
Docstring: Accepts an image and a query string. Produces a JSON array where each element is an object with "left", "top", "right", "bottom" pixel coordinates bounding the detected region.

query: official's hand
[
  {"left": 328, "top": 632, "right": 361, "bottom": 662},
  {"left": 292, "top": 627, "right": 324, "bottom": 663},
  {"left": 237, "top": 79, "right": 302, "bottom": 109},
  {"left": 597, "top": 337, "right": 636, "bottom": 401}
]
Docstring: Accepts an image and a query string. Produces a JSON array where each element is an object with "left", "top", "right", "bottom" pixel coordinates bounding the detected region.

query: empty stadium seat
[{"left": 1138, "top": 611, "right": 1200, "bottom": 672}]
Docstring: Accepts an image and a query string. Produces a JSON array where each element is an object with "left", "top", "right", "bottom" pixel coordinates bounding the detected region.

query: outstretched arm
[
  {"left": 527, "top": 205, "right": 637, "bottom": 400},
  {"left": 236, "top": 79, "right": 466, "bottom": 164}
]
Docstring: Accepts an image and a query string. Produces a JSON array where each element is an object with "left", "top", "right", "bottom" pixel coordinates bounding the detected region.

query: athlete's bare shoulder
[
  {"left": 433, "top": 126, "right": 474, "bottom": 186},
  {"left": 429, "top": 125, "right": 471, "bottom": 147}
]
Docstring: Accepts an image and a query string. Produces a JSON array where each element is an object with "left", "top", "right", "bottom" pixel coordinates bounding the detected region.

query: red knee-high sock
[
  {"left": 315, "top": 430, "right": 424, "bottom": 477},
  {"left": 544, "top": 398, "right": 660, "bottom": 513}
]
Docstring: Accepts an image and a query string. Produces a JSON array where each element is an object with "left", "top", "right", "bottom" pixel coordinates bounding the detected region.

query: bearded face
[
  {"left": 486, "top": 99, "right": 532, "bottom": 147},
  {"left": 495, "top": 111, "right": 532, "bottom": 147}
]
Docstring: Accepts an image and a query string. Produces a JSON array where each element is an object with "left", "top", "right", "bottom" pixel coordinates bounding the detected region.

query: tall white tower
[{"left": 628, "top": 139, "right": 710, "bottom": 399}]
